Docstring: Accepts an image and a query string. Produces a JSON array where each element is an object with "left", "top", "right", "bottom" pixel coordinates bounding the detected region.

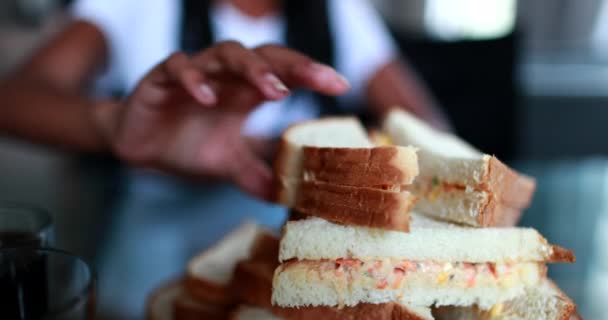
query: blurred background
[{"left": 0, "top": 0, "right": 606, "bottom": 318}]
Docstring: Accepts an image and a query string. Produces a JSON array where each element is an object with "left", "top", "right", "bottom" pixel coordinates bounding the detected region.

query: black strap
[
  {"left": 180, "top": 0, "right": 340, "bottom": 115},
  {"left": 180, "top": 0, "right": 213, "bottom": 55}
]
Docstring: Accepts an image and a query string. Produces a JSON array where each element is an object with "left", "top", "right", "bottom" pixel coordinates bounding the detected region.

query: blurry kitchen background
[{"left": 1, "top": 0, "right": 606, "bottom": 318}]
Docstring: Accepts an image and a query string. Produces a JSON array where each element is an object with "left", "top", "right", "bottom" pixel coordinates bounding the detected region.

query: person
[{"left": 0, "top": 0, "right": 450, "bottom": 317}]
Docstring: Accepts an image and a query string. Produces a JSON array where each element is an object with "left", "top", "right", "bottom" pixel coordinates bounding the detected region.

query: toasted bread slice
[
  {"left": 301, "top": 146, "right": 418, "bottom": 187},
  {"left": 146, "top": 279, "right": 227, "bottom": 320},
  {"left": 185, "top": 222, "right": 277, "bottom": 305},
  {"left": 295, "top": 181, "right": 416, "bottom": 231},
  {"left": 279, "top": 214, "right": 575, "bottom": 264},
  {"left": 273, "top": 117, "right": 372, "bottom": 206},
  {"left": 432, "top": 278, "right": 577, "bottom": 320},
  {"left": 231, "top": 260, "right": 277, "bottom": 309},
  {"left": 273, "top": 117, "right": 419, "bottom": 231},
  {"left": 383, "top": 109, "right": 536, "bottom": 227}
]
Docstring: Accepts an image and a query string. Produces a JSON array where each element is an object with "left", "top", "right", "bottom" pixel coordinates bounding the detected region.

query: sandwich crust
[
  {"left": 272, "top": 117, "right": 369, "bottom": 205},
  {"left": 477, "top": 195, "right": 524, "bottom": 227},
  {"left": 230, "top": 260, "right": 276, "bottom": 309},
  {"left": 145, "top": 279, "right": 229, "bottom": 320},
  {"left": 183, "top": 276, "right": 233, "bottom": 306},
  {"left": 482, "top": 156, "right": 536, "bottom": 210},
  {"left": 272, "top": 303, "right": 429, "bottom": 320},
  {"left": 301, "top": 146, "right": 418, "bottom": 187},
  {"left": 295, "top": 181, "right": 416, "bottom": 231},
  {"left": 173, "top": 290, "right": 228, "bottom": 320},
  {"left": 548, "top": 246, "right": 576, "bottom": 263}
]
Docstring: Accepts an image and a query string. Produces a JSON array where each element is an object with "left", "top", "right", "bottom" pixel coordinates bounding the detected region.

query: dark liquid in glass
[{"left": 0, "top": 232, "right": 48, "bottom": 319}]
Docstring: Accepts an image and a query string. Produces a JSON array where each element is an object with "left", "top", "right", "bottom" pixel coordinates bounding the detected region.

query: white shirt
[{"left": 72, "top": 0, "right": 397, "bottom": 137}]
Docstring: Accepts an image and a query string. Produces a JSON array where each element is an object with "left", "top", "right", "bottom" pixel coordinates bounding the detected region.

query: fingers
[
  {"left": 151, "top": 42, "right": 350, "bottom": 112},
  {"left": 162, "top": 52, "right": 218, "bottom": 106},
  {"left": 193, "top": 41, "right": 290, "bottom": 101},
  {"left": 228, "top": 144, "right": 274, "bottom": 200},
  {"left": 254, "top": 44, "right": 350, "bottom": 95}
]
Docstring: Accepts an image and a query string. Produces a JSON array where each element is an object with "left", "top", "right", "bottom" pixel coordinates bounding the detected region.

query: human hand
[{"left": 93, "top": 42, "right": 349, "bottom": 199}]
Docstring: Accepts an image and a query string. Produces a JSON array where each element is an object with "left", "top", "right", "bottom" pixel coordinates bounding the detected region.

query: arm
[
  {"left": 0, "top": 21, "right": 115, "bottom": 152},
  {"left": 366, "top": 59, "right": 452, "bottom": 131},
  {"left": 0, "top": 21, "right": 349, "bottom": 199}
]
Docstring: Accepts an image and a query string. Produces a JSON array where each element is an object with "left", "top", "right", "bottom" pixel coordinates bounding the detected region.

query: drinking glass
[
  {"left": 0, "top": 202, "right": 54, "bottom": 248},
  {"left": 0, "top": 248, "right": 96, "bottom": 319}
]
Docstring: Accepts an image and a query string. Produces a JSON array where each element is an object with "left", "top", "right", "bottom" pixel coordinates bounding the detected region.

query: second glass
[{"left": 0, "top": 202, "right": 54, "bottom": 248}]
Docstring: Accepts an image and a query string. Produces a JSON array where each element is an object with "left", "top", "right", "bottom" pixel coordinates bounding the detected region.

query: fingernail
[
  {"left": 310, "top": 63, "right": 349, "bottom": 89},
  {"left": 337, "top": 74, "right": 350, "bottom": 88},
  {"left": 199, "top": 84, "right": 217, "bottom": 105},
  {"left": 264, "top": 73, "right": 289, "bottom": 93}
]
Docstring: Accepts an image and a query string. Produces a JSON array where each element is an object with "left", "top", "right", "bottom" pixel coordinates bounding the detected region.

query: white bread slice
[
  {"left": 185, "top": 222, "right": 276, "bottom": 305},
  {"left": 278, "top": 214, "right": 575, "bottom": 263},
  {"left": 146, "top": 280, "right": 227, "bottom": 320},
  {"left": 383, "top": 109, "right": 536, "bottom": 227},
  {"left": 432, "top": 278, "right": 577, "bottom": 320},
  {"left": 273, "top": 117, "right": 372, "bottom": 206}
]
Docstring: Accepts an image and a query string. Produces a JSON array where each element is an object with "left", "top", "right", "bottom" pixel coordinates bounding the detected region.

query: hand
[{"left": 92, "top": 41, "right": 349, "bottom": 199}]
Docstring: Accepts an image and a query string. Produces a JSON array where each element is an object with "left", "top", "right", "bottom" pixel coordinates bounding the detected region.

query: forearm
[
  {"left": 0, "top": 74, "right": 118, "bottom": 153},
  {"left": 366, "top": 59, "right": 451, "bottom": 131}
]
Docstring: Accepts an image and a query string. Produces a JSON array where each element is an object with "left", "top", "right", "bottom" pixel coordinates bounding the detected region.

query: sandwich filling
[
  {"left": 279, "top": 259, "right": 540, "bottom": 292},
  {"left": 413, "top": 176, "right": 469, "bottom": 201},
  {"left": 274, "top": 258, "right": 544, "bottom": 308}
]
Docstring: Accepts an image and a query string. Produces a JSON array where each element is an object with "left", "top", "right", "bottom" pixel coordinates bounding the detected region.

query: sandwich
[
  {"left": 147, "top": 221, "right": 280, "bottom": 320},
  {"left": 185, "top": 222, "right": 278, "bottom": 305},
  {"left": 233, "top": 255, "right": 433, "bottom": 320},
  {"left": 272, "top": 214, "right": 575, "bottom": 318},
  {"left": 145, "top": 279, "right": 228, "bottom": 320},
  {"left": 382, "top": 109, "right": 536, "bottom": 227},
  {"left": 146, "top": 219, "right": 577, "bottom": 320},
  {"left": 273, "top": 117, "right": 419, "bottom": 231}
]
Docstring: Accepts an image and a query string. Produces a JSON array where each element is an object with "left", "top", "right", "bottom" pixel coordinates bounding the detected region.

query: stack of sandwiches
[
  {"left": 271, "top": 110, "right": 577, "bottom": 319},
  {"left": 147, "top": 109, "right": 578, "bottom": 320}
]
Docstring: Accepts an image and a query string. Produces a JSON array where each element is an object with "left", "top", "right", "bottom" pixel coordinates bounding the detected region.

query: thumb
[{"left": 228, "top": 144, "right": 274, "bottom": 201}]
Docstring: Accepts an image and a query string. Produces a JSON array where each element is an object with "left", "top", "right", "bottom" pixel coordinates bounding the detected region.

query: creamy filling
[
  {"left": 282, "top": 258, "right": 535, "bottom": 291},
  {"left": 413, "top": 176, "right": 468, "bottom": 201}
]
